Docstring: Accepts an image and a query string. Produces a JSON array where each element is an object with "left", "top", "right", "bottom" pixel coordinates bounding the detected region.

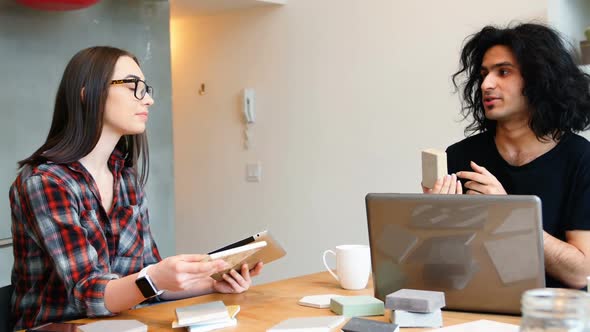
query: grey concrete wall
[{"left": 0, "top": 0, "right": 174, "bottom": 286}]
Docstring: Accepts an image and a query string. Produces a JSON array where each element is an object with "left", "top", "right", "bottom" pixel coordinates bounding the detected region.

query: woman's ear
[{"left": 80, "top": 87, "right": 85, "bottom": 103}]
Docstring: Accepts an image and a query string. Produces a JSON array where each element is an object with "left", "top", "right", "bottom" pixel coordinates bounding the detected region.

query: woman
[{"left": 9, "top": 46, "right": 263, "bottom": 329}]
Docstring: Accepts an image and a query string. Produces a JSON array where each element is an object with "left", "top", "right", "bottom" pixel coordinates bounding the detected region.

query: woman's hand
[
  {"left": 213, "top": 262, "right": 264, "bottom": 294},
  {"left": 149, "top": 254, "right": 229, "bottom": 292}
]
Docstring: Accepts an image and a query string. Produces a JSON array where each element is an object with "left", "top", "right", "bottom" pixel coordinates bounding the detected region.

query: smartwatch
[{"left": 135, "top": 265, "right": 164, "bottom": 299}]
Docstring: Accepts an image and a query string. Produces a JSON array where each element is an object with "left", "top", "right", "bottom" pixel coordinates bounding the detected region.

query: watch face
[{"left": 135, "top": 277, "right": 156, "bottom": 298}]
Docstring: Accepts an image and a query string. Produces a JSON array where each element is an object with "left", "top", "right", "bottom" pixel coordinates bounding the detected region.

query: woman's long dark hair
[
  {"left": 19, "top": 46, "right": 150, "bottom": 187},
  {"left": 452, "top": 23, "right": 590, "bottom": 140}
]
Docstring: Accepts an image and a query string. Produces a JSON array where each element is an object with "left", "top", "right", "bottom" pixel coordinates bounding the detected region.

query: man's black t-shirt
[{"left": 446, "top": 131, "right": 590, "bottom": 288}]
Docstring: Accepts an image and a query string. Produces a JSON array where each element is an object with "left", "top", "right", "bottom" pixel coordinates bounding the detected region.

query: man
[{"left": 424, "top": 23, "right": 590, "bottom": 289}]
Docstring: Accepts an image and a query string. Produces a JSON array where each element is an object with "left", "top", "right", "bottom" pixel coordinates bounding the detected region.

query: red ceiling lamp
[{"left": 16, "top": 0, "right": 101, "bottom": 11}]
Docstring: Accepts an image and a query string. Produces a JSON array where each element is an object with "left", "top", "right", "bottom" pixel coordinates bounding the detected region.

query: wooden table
[{"left": 71, "top": 271, "right": 521, "bottom": 331}]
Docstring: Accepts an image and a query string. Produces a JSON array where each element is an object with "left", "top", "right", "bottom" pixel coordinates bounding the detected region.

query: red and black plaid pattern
[{"left": 9, "top": 151, "right": 162, "bottom": 329}]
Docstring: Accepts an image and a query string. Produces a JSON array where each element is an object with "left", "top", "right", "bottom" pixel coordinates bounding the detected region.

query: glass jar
[{"left": 520, "top": 288, "right": 590, "bottom": 332}]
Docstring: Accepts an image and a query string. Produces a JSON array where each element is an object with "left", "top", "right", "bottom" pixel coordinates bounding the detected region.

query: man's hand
[
  {"left": 422, "top": 173, "right": 462, "bottom": 194},
  {"left": 213, "top": 262, "right": 264, "bottom": 294},
  {"left": 457, "top": 161, "right": 507, "bottom": 195}
]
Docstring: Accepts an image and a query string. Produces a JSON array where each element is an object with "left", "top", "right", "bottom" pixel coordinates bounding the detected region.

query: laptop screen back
[{"left": 365, "top": 193, "right": 545, "bottom": 314}]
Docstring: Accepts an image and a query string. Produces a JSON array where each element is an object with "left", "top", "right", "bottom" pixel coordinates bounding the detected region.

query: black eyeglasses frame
[{"left": 110, "top": 78, "right": 153, "bottom": 100}]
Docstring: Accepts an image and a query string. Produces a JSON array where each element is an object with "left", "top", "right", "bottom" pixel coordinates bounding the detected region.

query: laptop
[
  {"left": 208, "top": 230, "right": 286, "bottom": 270},
  {"left": 365, "top": 193, "right": 545, "bottom": 315}
]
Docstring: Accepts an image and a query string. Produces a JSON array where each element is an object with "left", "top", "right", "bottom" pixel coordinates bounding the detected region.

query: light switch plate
[{"left": 246, "top": 162, "right": 261, "bottom": 182}]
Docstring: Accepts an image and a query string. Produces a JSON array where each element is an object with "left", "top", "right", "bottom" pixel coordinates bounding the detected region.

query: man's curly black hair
[{"left": 452, "top": 23, "right": 590, "bottom": 140}]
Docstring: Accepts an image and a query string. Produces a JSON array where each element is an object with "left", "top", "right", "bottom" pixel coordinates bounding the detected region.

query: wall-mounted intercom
[{"left": 243, "top": 88, "right": 255, "bottom": 124}]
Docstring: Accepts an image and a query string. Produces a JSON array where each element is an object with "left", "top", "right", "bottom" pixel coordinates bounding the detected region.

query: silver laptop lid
[{"left": 365, "top": 193, "right": 545, "bottom": 315}]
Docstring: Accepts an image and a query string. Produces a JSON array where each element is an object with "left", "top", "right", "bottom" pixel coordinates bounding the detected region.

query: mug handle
[{"left": 322, "top": 249, "right": 339, "bottom": 281}]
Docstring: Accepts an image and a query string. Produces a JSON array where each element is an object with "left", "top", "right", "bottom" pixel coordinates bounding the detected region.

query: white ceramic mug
[{"left": 322, "top": 244, "right": 371, "bottom": 290}]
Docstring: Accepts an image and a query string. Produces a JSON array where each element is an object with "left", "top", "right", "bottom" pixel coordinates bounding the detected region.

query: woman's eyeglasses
[{"left": 110, "top": 78, "right": 153, "bottom": 100}]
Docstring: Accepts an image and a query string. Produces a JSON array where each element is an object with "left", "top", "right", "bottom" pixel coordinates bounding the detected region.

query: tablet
[
  {"left": 208, "top": 230, "right": 286, "bottom": 274},
  {"left": 207, "top": 240, "right": 267, "bottom": 280}
]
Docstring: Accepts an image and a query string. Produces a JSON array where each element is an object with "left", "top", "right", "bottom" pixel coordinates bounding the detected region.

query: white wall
[{"left": 170, "top": 0, "right": 546, "bottom": 284}]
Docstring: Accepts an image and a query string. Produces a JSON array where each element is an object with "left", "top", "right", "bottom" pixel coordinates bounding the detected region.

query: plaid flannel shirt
[{"left": 9, "top": 151, "right": 162, "bottom": 329}]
